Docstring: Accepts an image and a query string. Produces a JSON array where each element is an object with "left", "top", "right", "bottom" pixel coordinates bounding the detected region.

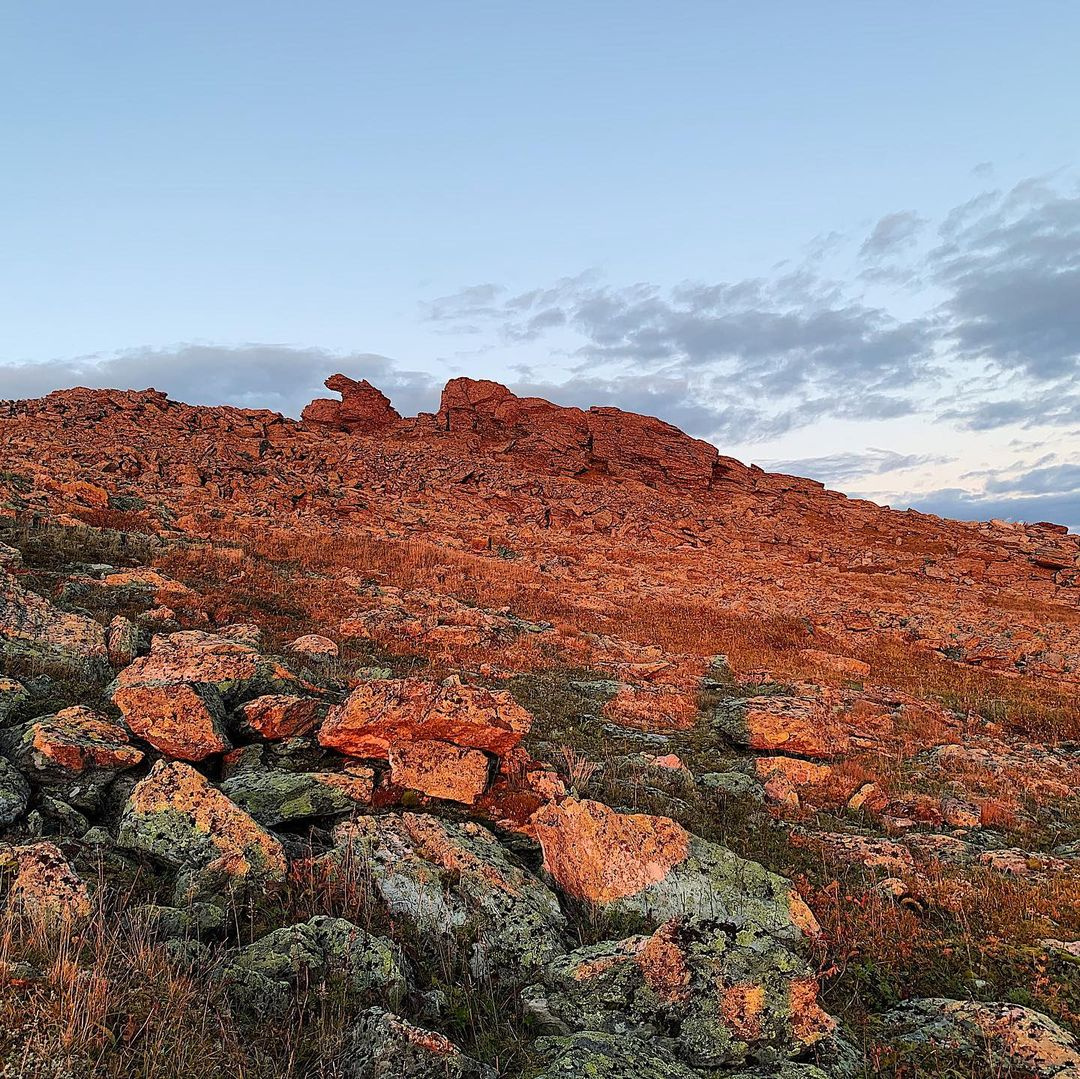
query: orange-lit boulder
[
  {"left": 302, "top": 374, "right": 401, "bottom": 434},
  {"left": 118, "top": 760, "right": 286, "bottom": 899},
  {"left": 111, "top": 630, "right": 303, "bottom": 705},
  {"left": 388, "top": 739, "right": 491, "bottom": 804},
  {"left": 234, "top": 694, "right": 326, "bottom": 740},
  {"left": 2, "top": 842, "right": 91, "bottom": 923},
  {"left": 714, "top": 695, "right": 850, "bottom": 760},
  {"left": 113, "top": 682, "right": 230, "bottom": 761},
  {"left": 287, "top": 633, "right": 339, "bottom": 660},
  {"left": 6, "top": 707, "right": 143, "bottom": 802},
  {"left": 530, "top": 798, "right": 817, "bottom": 941},
  {"left": 319, "top": 676, "right": 530, "bottom": 759}
]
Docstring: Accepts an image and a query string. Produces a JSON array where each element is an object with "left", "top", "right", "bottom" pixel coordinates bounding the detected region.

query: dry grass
[{"left": 809, "top": 864, "right": 1080, "bottom": 1039}]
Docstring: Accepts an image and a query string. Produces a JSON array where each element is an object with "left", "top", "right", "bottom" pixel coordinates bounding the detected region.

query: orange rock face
[
  {"left": 388, "top": 739, "right": 491, "bottom": 804},
  {"left": 25, "top": 706, "right": 143, "bottom": 774},
  {"left": 235, "top": 694, "right": 324, "bottom": 740},
  {"left": 112, "top": 631, "right": 300, "bottom": 702},
  {"left": 301, "top": 373, "right": 401, "bottom": 434},
  {"left": 120, "top": 760, "right": 287, "bottom": 888},
  {"left": 319, "top": 676, "right": 531, "bottom": 759},
  {"left": 530, "top": 798, "right": 690, "bottom": 904},
  {"left": 113, "top": 682, "right": 230, "bottom": 761},
  {"left": 737, "top": 696, "right": 850, "bottom": 759},
  {"left": 3, "top": 842, "right": 91, "bottom": 922}
]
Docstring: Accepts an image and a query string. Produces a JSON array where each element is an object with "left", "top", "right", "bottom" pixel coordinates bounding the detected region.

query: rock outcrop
[
  {"left": 530, "top": 799, "right": 818, "bottom": 941},
  {"left": 301, "top": 374, "right": 401, "bottom": 434}
]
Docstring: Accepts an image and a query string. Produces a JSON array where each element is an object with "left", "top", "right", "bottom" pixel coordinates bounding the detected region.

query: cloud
[
  {"left": 892, "top": 459, "right": 1080, "bottom": 533},
  {"left": 0, "top": 345, "right": 442, "bottom": 419},
  {"left": 428, "top": 273, "right": 937, "bottom": 437},
  {"left": 930, "top": 177, "right": 1080, "bottom": 381},
  {"left": 901, "top": 487, "right": 1080, "bottom": 533},
  {"left": 939, "top": 385, "right": 1080, "bottom": 430},
  {"left": 859, "top": 211, "right": 926, "bottom": 258},
  {"left": 762, "top": 448, "right": 952, "bottom": 485},
  {"left": 504, "top": 372, "right": 770, "bottom": 442},
  {"left": 984, "top": 462, "right": 1080, "bottom": 497}
]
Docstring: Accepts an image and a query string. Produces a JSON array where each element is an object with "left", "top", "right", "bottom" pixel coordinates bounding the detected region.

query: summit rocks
[
  {"left": 436, "top": 377, "right": 728, "bottom": 489},
  {"left": 302, "top": 374, "right": 401, "bottom": 434}
]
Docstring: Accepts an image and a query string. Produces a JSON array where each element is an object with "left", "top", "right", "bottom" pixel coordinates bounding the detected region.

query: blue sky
[{"left": 2, "top": 3, "right": 1078, "bottom": 528}]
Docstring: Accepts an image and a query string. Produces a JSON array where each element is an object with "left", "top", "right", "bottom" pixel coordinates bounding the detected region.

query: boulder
[
  {"left": 319, "top": 676, "right": 530, "bottom": 759},
  {"left": 117, "top": 761, "right": 286, "bottom": 900},
  {"left": 523, "top": 918, "right": 835, "bottom": 1067},
  {"left": 232, "top": 694, "right": 326, "bottom": 741},
  {"left": 301, "top": 374, "right": 402, "bottom": 434},
  {"left": 138, "top": 901, "right": 227, "bottom": 941},
  {"left": 529, "top": 1032, "right": 703, "bottom": 1079},
  {"left": 1, "top": 841, "right": 91, "bottom": 922},
  {"left": 106, "top": 614, "right": 141, "bottom": 668},
  {"left": 0, "top": 571, "right": 107, "bottom": 667},
  {"left": 113, "top": 681, "right": 231, "bottom": 761},
  {"left": 111, "top": 630, "right": 304, "bottom": 707},
  {"left": 222, "top": 915, "right": 407, "bottom": 1015},
  {"left": 388, "top": 739, "right": 491, "bottom": 804},
  {"left": 435, "top": 377, "right": 724, "bottom": 490},
  {"left": 2, "top": 706, "right": 143, "bottom": 809},
  {"left": 338, "top": 1008, "right": 495, "bottom": 1079},
  {"left": 714, "top": 696, "right": 850, "bottom": 760},
  {"left": 0, "top": 759, "right": 29, "bottom": 826},
  {"left": 220, "top": 768, "right": 374, "bottom": 826},
  {"left": 874, "top": 998, "right": 1080, "bottom": 1078},
  {"left": 330, "top": 811, "right": 566, "bottom": 979},
  {"left": 530, "top": 799, "right": 818, "bottom": 942},
  {"left": 287, "top": 634, "right": 339, "bottom": 660}
]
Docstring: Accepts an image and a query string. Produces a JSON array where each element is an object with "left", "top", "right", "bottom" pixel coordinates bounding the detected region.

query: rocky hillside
[{"left": 0, "top": 375, "right": 1077, "bottom": 1078}]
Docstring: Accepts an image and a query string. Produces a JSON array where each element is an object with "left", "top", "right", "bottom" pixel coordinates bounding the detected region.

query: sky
[{"left": 1, "top": 2, "right": 1078, "bottom": 529}]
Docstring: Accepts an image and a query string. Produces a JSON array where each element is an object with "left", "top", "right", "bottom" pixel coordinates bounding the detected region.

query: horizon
[
  {"left": 13, "top": 369, "right": 1079, "bottom": 536},
  {"left": 2, "top": 3, "right": 1078, "bottom": 529}
]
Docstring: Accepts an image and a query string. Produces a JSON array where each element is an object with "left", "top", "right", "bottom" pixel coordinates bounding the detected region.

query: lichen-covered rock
[
  {"left": 874, "top": 998, "right": 1080, "bottom": 1078},
  {"left": 232, "top": 694, "right": 326, "bottom": 740},
  {"left": 0, "top": 759, "right": 29, "bottom": 826},
  {"left": 112, "top": 630, "right": 304, "bottom": 706},
  {"left": 221, "top": 736, "right": 340, "bottom": 778},
  {"left": 338, "top": 1008, "right": 495, "bottom": 1079},
  {"left": 106, "top": 614, "right": 141, "bottom": 668},
  {"left": 530, "top": 1032, "right": 703, "bottom": 1079},
  {"left": 138, "top": 901, "right": 227, "bottom": 940},
  {"left": 524, "top": 919, "right": 835, "bottom": 1068},
  {"left": 3, "top": 706, "right": 143, "bottom": 809},
  {"left": 388, "top": 739, "right": 491, "bottom": 804},
  {"left": 1, "top": 841, "right": 91, "bottom": 922},
  {"left": 530, "top": 799, "right": 818, "bottom": 942},
  {"left": 330, "top": 811, "right": 566, "bottom": 979},
  {"left": 287, "top": 633, "right": 339, "bottom": 660},
  {"left": 0, "top": 570, "right": 107, "bottom": 667},
  {"left": 222, "top": 916, "right": 407, "bottom": 1015},
  {"left": 698, "top": 771, "right": 766, "bottom": 803},
  {"left": 220, "top": 768, "right": 374, "bottom": 826},
  {"left": 113, "top": 681, "right": 231, "bottom": 761},
  {"left": 117, "top": 761, "right": 286, "bottom": 900},
  {"left": 319, "top": 675, "right": 530, "bottom": 759},
  {"left": 0, "top": 676, "right": 28, "bottom": 725},
  {"left": 714, "top": 696, "right": 850, "bottom": 760}
]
